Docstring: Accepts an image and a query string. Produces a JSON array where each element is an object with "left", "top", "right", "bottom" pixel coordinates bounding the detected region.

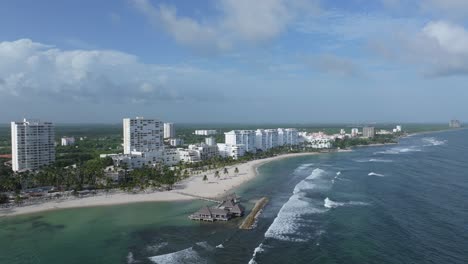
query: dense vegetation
[{"left": 333, "top": 134, "right": 399, "bottom": 149}]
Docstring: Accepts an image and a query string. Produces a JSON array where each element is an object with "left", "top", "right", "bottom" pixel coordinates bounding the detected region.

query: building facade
[
  {"left": 189, "top": 143, "right": 219, "bottom": 160},
  {"left": 163, "top": 123, "right": 175, "bottom": 138},
  {"left": 169, "top": 138, "right": 184, "bottom": 147},
  {"left": 61, "top": 137, "right": 75, "bottom": 146},
  {"left": 449, "top": 120, "right": 462, "bottom": 128},
  {"left": 205, "top": 137, "right": 216, "bottom": 146},
  {"left": 225, "top": 130, "right": 256, "bottom": 153},
  {"left": 11, "top": 119, "right": 55, "bottom": 172},
  {"left": 194, "top": 130, "right": 217, "bottom": 136},
  {"left": 123, "top": 117, "right": 164, "bottom": 154},
  {"left": 217, "top": 144, "right": 246, "bottom": 159},
  {"left": 363, "top": 127, "right": 375, "bottom": 138}
]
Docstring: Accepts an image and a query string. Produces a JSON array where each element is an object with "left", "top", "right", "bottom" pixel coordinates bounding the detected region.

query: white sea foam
[
  {"left": 336, "top": 171, "right": 341, "bottom": 176},
  {"left": 422, "top": 137, "right": 447, "bottom": 146},
  {"left": 324, "top": 197, "right": 369, "bottom": 208},
  {"left": 145, "top": 242, "right": 169, "bottom": 254},
  {"left": 148, "top": 247, "right": 205, "bottom": 264},
  {"left": 195, "top": 241, "right": 214, "bottom": 251},
  {"left": 369, "top": 158, "right": 393, "bottom": 163},
  {"left": 294, "top": 163, "right": 315, "bottom": 173},
  {"left": 368, "top": 172, "right": 385, "bottom": 177},
  {"left": 248, "top": 243, "right": 265, "bottom": 264},
  {"left": 127, "top": 252, "right": 137, "bottom": 264},
  {"left": 264, "top": 168, "right": 327, "bottom": 242},
  {"left": 215, "top": 244, "right": 224, "bottom": 249},
  {"left": 375, "top": 146, "right": 421, "bottom": 155}
]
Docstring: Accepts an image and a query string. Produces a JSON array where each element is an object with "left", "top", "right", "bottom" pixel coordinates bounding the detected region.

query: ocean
[{"left": 1, "top": 129, "right": 467, "bottom": 264}]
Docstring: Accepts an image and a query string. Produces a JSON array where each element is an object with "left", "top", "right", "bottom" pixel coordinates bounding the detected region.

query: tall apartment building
[
  {"left": 285, "top": 128, "right": 299, "bottom": 145},
  {"left": 123, "top": 117, "right": 164, "bottom": 154},
  {"left": 351, "top": 128, "right": 359, "bottom": 137},
  {"left": 163, "top": 122, "right": 175, "bottom": 138},
  {"left": 11, "top": 119, "right": 55, "bottom": 172},
  {"left": 277, "top": 128, "right": 287, "bottom": 146},
  {"left": 256, "top": 129, "right": 279, "bottom": 151},
  {"left": 255, "top": 129, "right": 267, "bottom": 150},
  {"left": 225, "top": 130, "right": 256, "bottom": 153},
  {"left": 449, "top": 120, "right": 462, "bottom": 128},
  {"left": 363, "top": 126, "right": 375, "bottom": 138}
]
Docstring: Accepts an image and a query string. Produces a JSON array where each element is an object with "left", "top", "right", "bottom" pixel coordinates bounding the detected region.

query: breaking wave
[
  {"left": 375, "top": 146, "right": 422, "bottom": 155},
  {"left": 422, "top": 137, "right": 447, "bottom": 146},
  {"left": 148, "top": 247, "right": 205, "bottom": 264},
  {"left": 368, "top": 172, "right": 385, "bottom": 177},
  {"left": 324, "top": 197, "right": 369, "bottom": 208},
  {"left": 248, "top": 243, "right": 265, "bottom": 264},
  {"left": 264, "top": 168, "right": 327, "bottom": 242}
]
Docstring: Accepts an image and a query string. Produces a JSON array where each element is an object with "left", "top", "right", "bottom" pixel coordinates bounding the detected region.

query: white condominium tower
[
  {"left": 225, "top": 130, "right": 256, "bottom": 153},
  {"left": 11, "top": 119, "right": 55, "bottom": 172},
  {"left": 256, "top": 129, "right": 279, "bottom": 151},
  {"left": 163, "top": 122, "right": 175, "bottom": 138},
  {"left": 123, "top": 117, "right": 164, "bottom": 154}
]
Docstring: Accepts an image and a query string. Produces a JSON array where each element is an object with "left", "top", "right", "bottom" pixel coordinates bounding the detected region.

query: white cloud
[
  {"left": 132, "top": 0, "right": 317, "bottom": 53},
  {"left": 370, "top": 20, "right": 468, "bottom": 77},
  {"left": 0, "top": 39, "right": 219, "bottom": 103}
]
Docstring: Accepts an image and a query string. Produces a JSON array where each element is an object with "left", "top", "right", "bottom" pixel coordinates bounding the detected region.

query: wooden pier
[
  {"left": 175, "top": 191, "right": 222, "bottom": 203},
  {"left": 239, "top": 197, "right": 269, "bottom": 230}
]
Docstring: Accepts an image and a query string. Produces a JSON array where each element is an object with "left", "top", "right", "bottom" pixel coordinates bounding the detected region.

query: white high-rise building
[
  {"left": 225, "top": 130, "right": 256, "bottom": 153},
  {"left": 277, "top": 128, "right": 287, "bottom": 146},
  {"left": 285, "top": 128, "right": 298, "bottom": 145},
  {"left": 363, "top": 127, "right": 375, "bottom": 138},
  {"left": 11, "top": 119, "right": 55, "bottom": 172},
  {"left": 351, "top": 128, "right": 359, "bottom": 137},
  {"left": 163, "top": 123, "right": 175, "bottom": 138},
  {"left": 205, "top": 137, "right": 216, "bottom": 146},
  {"left": 123, "top": 117, "right": 164, "bottom": 154},
  {"left": 255, "top": 129, "right": 267, "bottom": 150},
  {"left": 265, "top": 129, "right": 278, "bottom": 150}
]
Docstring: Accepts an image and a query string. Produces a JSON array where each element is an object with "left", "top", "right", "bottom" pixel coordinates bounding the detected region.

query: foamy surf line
[
  {"left": 422, "top": 137, "right": 447, "bottom": 146},
  {"left": 249, "top": 167, "right": 329, "bottom": 263},
  {"left": 324, "top": 197, "right": 369, "bottom": 208},
  {"left": 368, "top": 172, "right": 385, "bottom": 177}
]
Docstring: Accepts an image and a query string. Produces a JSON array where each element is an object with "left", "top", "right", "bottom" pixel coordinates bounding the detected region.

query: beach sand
[{"left": 0, "top": 152, "right": 328, "bottom": 217}]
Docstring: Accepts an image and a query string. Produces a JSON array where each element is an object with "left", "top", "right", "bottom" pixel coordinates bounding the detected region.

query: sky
[{"left": 0, "top": 0, "right": 468, "bottom": 124}]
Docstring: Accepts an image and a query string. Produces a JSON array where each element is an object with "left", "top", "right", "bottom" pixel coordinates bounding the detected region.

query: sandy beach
[{"left": 0, "top": 152, "right": 329, "bottom": 217}]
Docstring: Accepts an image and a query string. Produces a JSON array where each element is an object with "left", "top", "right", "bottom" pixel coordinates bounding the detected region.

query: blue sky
[{"left": 0, "top": 0, "right": 468, "bottom": 123}]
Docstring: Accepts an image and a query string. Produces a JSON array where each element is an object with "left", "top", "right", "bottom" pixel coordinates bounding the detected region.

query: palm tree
[
  {"left": 214, "top": 171, "right": 220, "bottom": 179},
  {"left": 234, "top": 167, "right": 239, "bottom": 176},
  {"left": 223, "top": 167, "right": 229, "bottom": 178},
  {"left": 202, "top": 175, "right": 208, "bottom": 182}
]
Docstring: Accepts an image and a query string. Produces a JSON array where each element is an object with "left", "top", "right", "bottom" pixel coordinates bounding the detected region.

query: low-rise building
[
  {"left": 188, "top": 143, "right": 219, "bottom": 160},
  {"left": 194, "top": 130, "right": 217, "bottom": 135},
  {"left": 169, "top": 138, "right": 184, "bottom": 147},
  {"left": 61, "top": 137, "right": 75, "bottom": 146},
  {"left": 218, "top": 143, "right": 246, "bottom": 159}
]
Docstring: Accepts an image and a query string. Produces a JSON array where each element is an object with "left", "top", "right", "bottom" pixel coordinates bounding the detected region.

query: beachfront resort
[{"left": 0, "top": 117, "right": 409, "bottom": 215}]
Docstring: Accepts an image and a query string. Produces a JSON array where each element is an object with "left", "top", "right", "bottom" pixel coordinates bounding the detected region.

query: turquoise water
[{"left": 1, "top": 129, "right": 468, "bottom": 263}]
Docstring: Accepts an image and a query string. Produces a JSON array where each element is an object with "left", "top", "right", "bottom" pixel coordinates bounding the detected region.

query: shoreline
[{"left": 0, "top": 152, "right": 337, "bottom": 218}]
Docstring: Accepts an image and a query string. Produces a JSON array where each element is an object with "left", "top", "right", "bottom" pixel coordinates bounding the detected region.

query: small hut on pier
[{"left": 189, "top": 193, "right": 244, "bottom": 222}]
